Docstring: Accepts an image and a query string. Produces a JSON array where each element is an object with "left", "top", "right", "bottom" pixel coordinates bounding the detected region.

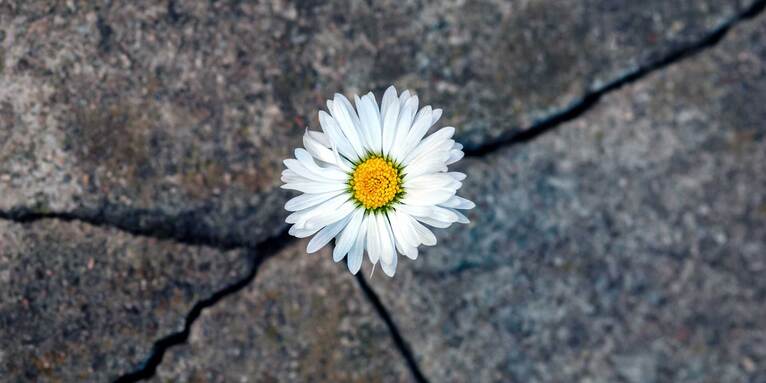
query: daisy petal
[
  {"left": 305, "top": 200, "right": 356, "bottom": 230},
  {"left": 333, "top": 209, "right": 365, "bottom": 262},
  {"left": 319, "top": 110, "right": 359, "bottom": 162},
  {"left": 439, "top": 195, "right": 476, "bottom": 210},
  {"left": 307, "top": 213, "right": 353, "bottom": 254},
  {"left": 404, "top": 173, "right": 460, "bottom": 189},
  {"left": 403, "top": 154, "right": 450, "bottom": 179},
  {"left": 303, "top": 129, "right": 336, "bottom": 164},
  {"left": 347, "top": 215, "right": 368, "bottom": 274},
  {"left": 406, "top": 246, "right": 418, "bottom": 260},
  {"left": 398, "top": 204, "right": 459, "bottom": 223},
  {"left": 389, "top": 211, "right": 420, "bottom": 255},
  {"left": 368, "top": 93, "right": 384, "bottom": 151},
  {"left": 355, "top": 94, "right": 382, "bottom": 152},
  {"left": 377, "top": 214, "right": 396, "bottom": 266},
  {"left": 380, "top": 86, "right": 398, "bottom": 119},
  {"left": 295, "top": 149, "right": 348, "bottom": 180},
  {"left": 447, "top": 172, "right": 467, "bottom": 181},
  {"left": 403, "top": 127, "right": 455, "bottom": 166},
  {"left": 446, "top": 149, "right": 464, "bottom": 165},
  {"left": 448, "top": 208, "right": 470, "bottom": 224},
  {"left": 405, "top": 214, "right": 437, "bottom": 246},
  {"left": 399, "top": 106, "right": 432, "bottom": 160},
  {"left": 381, "top": 93, "right": 400, "bottom": 156},
  {"left": 331, "top": 94, "right": 366, "bottom": 158},
  {"left": 401, "top": 188, "right": 455, "bottom": 206},
  {"left": 366, "top": 215, "right": 381, "bottom": 265},
  {"left": 286, "top": 193, "right": 349, "bottom": 228},
  {"left": 281, "top": 181, "right": 347, "bottom": 194},
  {"left": 285, "top": 190, "right": 344, "bottom": 212},
  {"left": 390, "top": 96, "right": 418, "bottom": 161},
  {"left": 415, "top": 216, "right": 453, "bottom": 229},
  {"left": 330, "top": 143, "right": 353, "bottom": 173},
  {"left": 307, "top": 130, "right": 331, "bottom": 146},
  {"left": 289, "top": 224, "right": 322, "bottom": 238},
  {"left": 380, "top": 249, "right": 397, "bottom": 277},
  {"left": 398, "top": 90, "right": 411, "bottom": 106},
  {"left": 431, "top": 108, "right": 443, "bottom": 125}
]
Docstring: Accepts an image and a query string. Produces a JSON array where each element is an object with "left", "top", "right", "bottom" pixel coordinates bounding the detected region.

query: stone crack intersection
[{"left": 1, "top": 1, "right": 765, "bottom": 381}]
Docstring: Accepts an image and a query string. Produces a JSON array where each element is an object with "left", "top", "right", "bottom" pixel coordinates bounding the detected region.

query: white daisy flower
[{"left": 282, "top": 85, "right": 475, "bottom": 277}]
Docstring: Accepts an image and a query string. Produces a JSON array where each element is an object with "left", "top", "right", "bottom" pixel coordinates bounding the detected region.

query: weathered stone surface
[
  {"left": 153, "top": 240, "right": 413, "bottom": 383},
  {"left": 0, "top": 219, "right": 249, "bottom": 381},
  {"left": 368, "top": 16, "right": 766, "bottom": 383},
  {"left": 0, "top": 0, "right": 756, "bottom": 247},
  {"left": 2, "top": 2, "right": 765, "bottom": 381}
]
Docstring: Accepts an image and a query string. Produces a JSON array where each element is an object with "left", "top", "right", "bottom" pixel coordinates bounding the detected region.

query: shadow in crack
[
  {"left": 464, "top": 0, "right": 766, "bottom": 158},
  {"left": 354, "top": 273, "right": 430, "bottom": 383},
  {"left": 112, "top": 229, "right": 291, "bottom": 383}
]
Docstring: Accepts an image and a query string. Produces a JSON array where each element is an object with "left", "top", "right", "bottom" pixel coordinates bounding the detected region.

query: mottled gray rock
[
  {"left": 2, "top": 1, "right": 765, "bottom": 381},
  {"left": 152, "top": 240, "right": 413, "bottom": 383},
  {"left": 0, "top": 0, "right": 755, "bottom": 247},
  {"left": 0, "top": 219, "right": 249, "bottom": 382},
  {"left": 368, "top": 15, "right": 766, "bottom": 383}
]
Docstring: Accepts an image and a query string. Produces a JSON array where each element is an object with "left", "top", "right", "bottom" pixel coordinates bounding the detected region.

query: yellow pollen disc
[{"left": 350, "top": 157, "right": 401, "bottom": 210}]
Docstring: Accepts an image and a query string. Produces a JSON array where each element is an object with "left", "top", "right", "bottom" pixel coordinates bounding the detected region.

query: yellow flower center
[{"left": 350, "top": 156, "right": 402, "bottom": 210}]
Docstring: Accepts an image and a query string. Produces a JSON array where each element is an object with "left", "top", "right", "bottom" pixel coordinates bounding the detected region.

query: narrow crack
[
  {"left": 355, "top": 274, "right": 430, "bottom": 383},
  {"left": 112, "top": 228, "right": 292, "bottom": 383},
  {"left": 3, "top": 0, "right": 765, "bottom": 252},
  {"left": 0, "top": 207, "right": 432, "bottom": 382},
  {"left": 3, "top": 2, "right": 765, "bottom": 381},
  {"left": 0, "top": 204, "right": 256, "bottom": 251},
  {"left": 464, "top": 0, "right": 766, "bottom": 157}
]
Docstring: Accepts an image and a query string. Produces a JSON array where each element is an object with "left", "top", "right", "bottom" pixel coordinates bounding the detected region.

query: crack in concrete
[
  {"left": 6, "top": 0, "right": 762, "bottom": 255},
  {"left": 355, "top": 273, "right": 431, "bottom": 383},
  {"left": 3, "top": 0, "right": 765, "bottom": 254},
  {"left": 2, "top": 1, "right": 765, "bottom": 381},
  {"left": 111, "top": 229, "right": 292, "bottom": 383},
  {"left": 0, "top": 203, "right": 255, "bottom": 251},
  {"left": 463, "top": 0, "right": 766, "bottom": 157}
]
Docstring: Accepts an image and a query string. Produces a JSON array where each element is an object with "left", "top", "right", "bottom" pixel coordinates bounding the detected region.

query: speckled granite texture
[
  {"left": 1, "top": 0, "right": 764, "bottom": 382},
  {"left": 0, "top": 219, "right": 249, "bottom": 381},
  {"left": 368, "top": 14, "right": 766, "bottom": 383},
  {"left": 152, "top": 241, "right": 412, "bottom": 383},
  {"left": 0, "top": 0, "right": 756, "bottom": 248}
]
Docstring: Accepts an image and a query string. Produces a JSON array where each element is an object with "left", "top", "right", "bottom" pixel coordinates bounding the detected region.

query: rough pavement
[
  {"left": 1, "top": 0, "right": 765, "bottom": 382},
  {"left": 0, "top": 219, "right": 249, "bottom": 381},
  {"left": 0, "top": 0, "right": 756, "bottom": 248},
  {"left": 152, "top": 241, "right": 414, "bottom": 383},
  {"left": 368, "top": 13, "right": 766, "bottom": 383}
]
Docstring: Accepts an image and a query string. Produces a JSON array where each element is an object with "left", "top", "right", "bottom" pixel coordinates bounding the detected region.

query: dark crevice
[
  {"left": 112, "top": 228, "right": 292, "bottom": 383},
  {"left": 2, "top": 2, "right": 765, "bottom": 382},
  {"left": 0, "top": 204, "right": 260, "bottom": 251},
  {"left": 355, "top": 274, "right": 430, "bottom": 383},
  {"left": 0, "top": 205, "right": 432, "bottom": 381},
  {"left": 464, "top": 0, "right": 766, "bottom": 157},
  {"left": 1, "top": 1, "right": 763, "bottom": 252},
  {"left": 166, "top": 0, "right": 183, "bottom": 24},
  {"left": 96, "top": 15, "right": 114, "bottom": 53}
]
